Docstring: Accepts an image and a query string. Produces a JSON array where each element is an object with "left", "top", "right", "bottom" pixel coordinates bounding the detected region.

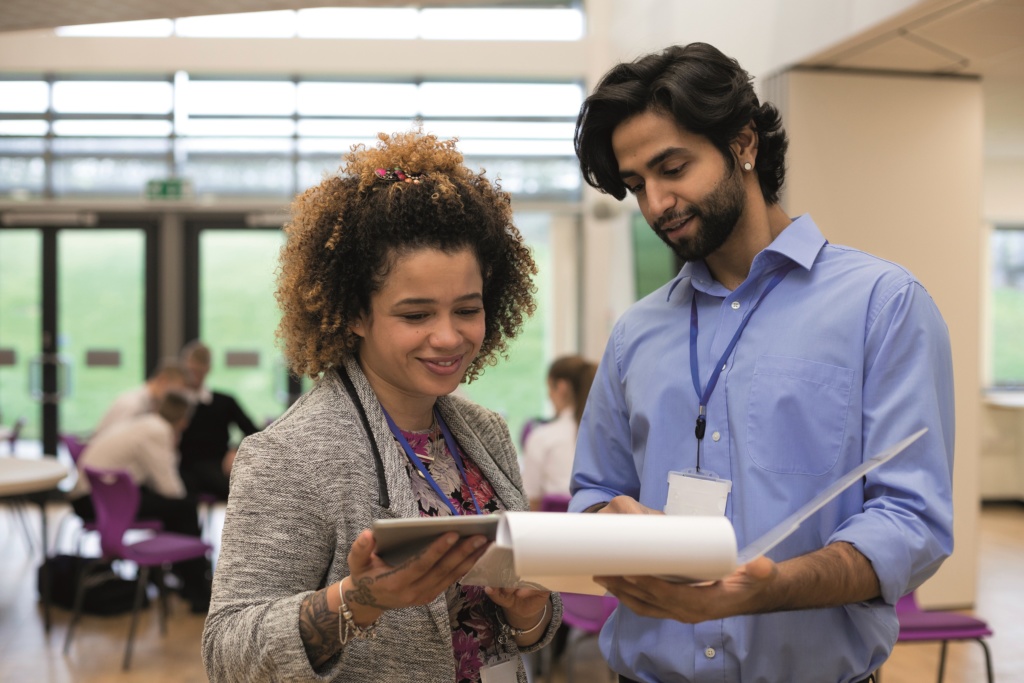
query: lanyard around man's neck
[{"left": 689, "top": 263, "right": 796, "bottom": 472}]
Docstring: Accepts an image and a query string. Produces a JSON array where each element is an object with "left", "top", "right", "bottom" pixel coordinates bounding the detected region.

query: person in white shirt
[
  {"left": 71, "top": 390, "right": 211, "bottom": 612},
  {"left": 521, "top": 356, "right": 597, "bottom": 510},
  {"left": 92, "top": 359, "right": 187, "bottom": 437}
]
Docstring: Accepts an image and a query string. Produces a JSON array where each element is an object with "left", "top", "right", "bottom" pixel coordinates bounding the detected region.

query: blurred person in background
[
  {"left": 177, "top": 339, "right": 260, "bottom": 500},
  {"left": 521, "top": 355, "right": 596, "bottom": 510},
  {"left": 92, "top": 359, "right": 187, "bottom": 437}
]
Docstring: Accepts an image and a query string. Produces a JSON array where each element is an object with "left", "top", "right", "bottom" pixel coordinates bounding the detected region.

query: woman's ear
[{"left": 349, "top": 313, "right": 367, "bottom": 339}]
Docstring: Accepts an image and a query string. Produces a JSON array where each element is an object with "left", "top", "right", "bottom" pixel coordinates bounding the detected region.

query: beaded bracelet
[
  {"left": 496, "top": 600, "right": 549, "bottom": 643},
  {"left": 338, "top": 580, "right": 379, "bottom": 646}
]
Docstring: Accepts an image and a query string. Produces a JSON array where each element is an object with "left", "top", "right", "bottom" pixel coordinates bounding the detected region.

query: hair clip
[{"left": 374, "top": 167, "right": 422, "bottom": 184}]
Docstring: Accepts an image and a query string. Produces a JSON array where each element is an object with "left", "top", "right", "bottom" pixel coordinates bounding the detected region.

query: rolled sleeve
[{"left": 831, "top": 281, "right": 955, "bottom": 604}]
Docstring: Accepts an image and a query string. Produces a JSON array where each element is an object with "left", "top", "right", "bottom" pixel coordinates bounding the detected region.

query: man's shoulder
[{"left": 819, "top": 242, "right": 917, "bottom": 280}]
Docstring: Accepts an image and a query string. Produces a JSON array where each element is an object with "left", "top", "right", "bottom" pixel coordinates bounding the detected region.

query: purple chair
[
  {"left": 885, "top": 590, "right": 994, "bottom": 683},
  {"left": 58, "top": 435, "right": 163, "bottom": 553},
  {"left": 59, "top": 433, "right": 87, "bottom": 462},
  {"left": 2, "top": 416, "right": 25, "bottom": 454},
  {"left": 540, "top": 492, "right": 572, "bottom": 513},
  {"left": 62, "top": 467, "right": 211, "bottom": 670}
]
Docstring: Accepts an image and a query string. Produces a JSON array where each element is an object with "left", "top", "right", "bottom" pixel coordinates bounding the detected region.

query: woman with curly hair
[{"left": 203, "top": 131, "right": 561, "bottom": 683}]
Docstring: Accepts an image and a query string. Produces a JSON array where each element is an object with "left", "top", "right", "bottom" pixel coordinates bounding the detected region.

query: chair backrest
[
  {"left": 561, "top": 593, "right": 619, "bottom": 634},
  {"left": 6, "top": 416, "right": 25, "bottom": 449},
  {"left": 60, "top": 434, "right": 88, "bottom": 463},
  {"left": 84, "top": 467, "right": 141, "bottom": 558},
  {"left": 540, "top": 493, "right": 572, "bottom": 513},
  {"left": 519, "top": 417, "right": 547, "bottom": 450},
  {"left": 895, "top": 591, "right": 921, "bottom": 615}
]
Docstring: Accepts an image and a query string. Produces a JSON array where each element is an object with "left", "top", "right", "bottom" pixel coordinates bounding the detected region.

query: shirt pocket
[{"left": 746, "top": 355, "right": 854, "bottom": 475}]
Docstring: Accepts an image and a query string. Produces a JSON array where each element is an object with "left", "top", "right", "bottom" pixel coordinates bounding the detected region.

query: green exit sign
[{"left": 146, "top": 178, "right": 192, "bottom": 200}]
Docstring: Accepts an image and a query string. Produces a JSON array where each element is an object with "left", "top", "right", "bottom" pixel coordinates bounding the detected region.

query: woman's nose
[{"left": 429, "top": 315, "right": 461, "bottom": 347}]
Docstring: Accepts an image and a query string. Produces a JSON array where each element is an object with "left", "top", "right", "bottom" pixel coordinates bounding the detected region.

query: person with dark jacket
[{"left": 178, "top": 340, "right": 260, "bottom": 500}]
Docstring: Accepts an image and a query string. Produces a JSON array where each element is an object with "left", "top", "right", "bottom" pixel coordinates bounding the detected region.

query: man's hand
[
  {"left": 593, "top": 541, "right": 879, "bottom": 624},
  {"left": 593, "top": 495, "right": 662, "bottom": 515},
  {"left": 595, "top": 556, "right": 777, "bottom": 623}
]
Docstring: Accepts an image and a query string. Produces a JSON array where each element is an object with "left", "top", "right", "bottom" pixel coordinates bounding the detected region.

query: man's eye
[
  {"left": 626, "top": 182, "right": 644, "bottom": 195},
  {"left": 401, "top": 313, "right": 428, "bottom": 321},
  {"left": 664, "top": 164, "right": 685, "bottom": 176}
]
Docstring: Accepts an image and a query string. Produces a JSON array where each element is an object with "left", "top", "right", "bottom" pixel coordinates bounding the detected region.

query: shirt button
[
  {"left": 705, "top": 647, "right": 716, "bottom": 659},
  {"left": 712, "top": 431, "right": 721, "bottom": 442},
  {"left": 731, "top": 301, "right": 740, "bottom": 310}
]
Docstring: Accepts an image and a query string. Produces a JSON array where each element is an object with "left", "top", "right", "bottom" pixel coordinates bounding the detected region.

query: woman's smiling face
[{"left": 351, "top": 246, "right": 485, "bottom": 427}]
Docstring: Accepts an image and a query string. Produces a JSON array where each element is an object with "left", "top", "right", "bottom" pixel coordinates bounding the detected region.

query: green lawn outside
[
  {"left": 993, "top": 287, "right": 1024, "bottom": 385},
  {"left": 0, "top": 231, "right": 42, "bottom": 438}
]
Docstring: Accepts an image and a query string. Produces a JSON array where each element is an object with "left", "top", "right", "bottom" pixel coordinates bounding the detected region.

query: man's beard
[{"left": 653, "top": 166, "right": 746, "bottom": 263}]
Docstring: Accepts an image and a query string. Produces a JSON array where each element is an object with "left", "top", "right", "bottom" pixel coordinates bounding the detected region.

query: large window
[
  {"left": 991, "top": 226, "right": 1024, "bottom": 387},
  {"left": 0, "top": 76, "right": 582, "bottom": 201},
  {"left": 461, "top": 212, "right": 553, "bottom": 447}
]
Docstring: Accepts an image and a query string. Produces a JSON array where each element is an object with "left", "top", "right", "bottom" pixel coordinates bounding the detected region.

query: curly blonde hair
[{"left": 276, "top": 131, "right": 537, "bottom": 381}]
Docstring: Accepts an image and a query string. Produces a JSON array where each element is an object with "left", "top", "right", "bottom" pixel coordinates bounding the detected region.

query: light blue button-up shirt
[{"left": 570, "top": 214, "right": 955, "bottom": 683}]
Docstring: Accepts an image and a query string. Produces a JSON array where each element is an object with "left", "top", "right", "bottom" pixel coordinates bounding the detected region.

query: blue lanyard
[
  {"left": 382, "top": 406, "right": 483, "bottom": 516},
  {"left": 689, "top": 264, "right": 795, "bottom": 471}
]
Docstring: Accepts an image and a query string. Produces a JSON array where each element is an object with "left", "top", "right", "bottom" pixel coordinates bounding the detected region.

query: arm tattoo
[{"left": 299, "top": 588, "right": 341, "bottom": 669}]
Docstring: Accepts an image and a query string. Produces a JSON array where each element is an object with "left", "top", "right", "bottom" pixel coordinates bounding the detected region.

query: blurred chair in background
[
  {"left": 63, "top": 467, "right": 211, "bottom": 671},
  {"left": 878, "top": 590, "right": 994, "bottom": 683}
]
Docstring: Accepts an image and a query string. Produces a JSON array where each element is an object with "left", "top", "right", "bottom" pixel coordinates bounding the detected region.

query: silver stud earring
[{"left": 743, "top": 162, "right": 753, "bottom": 171}]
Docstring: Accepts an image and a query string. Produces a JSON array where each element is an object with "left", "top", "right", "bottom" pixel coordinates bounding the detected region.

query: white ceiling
[
  {"left": 799, "top": 0, "right": 1024, "bottom": 82},
  {"left": 0, "top": 0, "right": 559, "bottom": 33},
  {"left": 1, "top": 0, "right": 1021, "bottom": 84}
]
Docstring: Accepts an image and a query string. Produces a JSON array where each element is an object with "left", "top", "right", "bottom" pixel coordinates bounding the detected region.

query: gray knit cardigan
[{"left": 202, "top": 356, "right": 562, "bottom": 682}]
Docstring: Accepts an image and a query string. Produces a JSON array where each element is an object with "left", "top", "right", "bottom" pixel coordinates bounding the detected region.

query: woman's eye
[
  {"left": 401, "top": 313, "right": 428, "bottom": 321},
  {"left": 457, "top": 307, "right": 483, "bottom": 317}
]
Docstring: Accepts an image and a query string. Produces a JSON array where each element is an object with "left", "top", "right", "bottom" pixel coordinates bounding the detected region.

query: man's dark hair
[{"left": 575, "top": 42, "right": 788, "bottom": 204}]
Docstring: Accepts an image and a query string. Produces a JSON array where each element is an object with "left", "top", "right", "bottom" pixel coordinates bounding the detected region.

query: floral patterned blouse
[{"left": 398, "top": 424, "right": 506, "bottom": 683}]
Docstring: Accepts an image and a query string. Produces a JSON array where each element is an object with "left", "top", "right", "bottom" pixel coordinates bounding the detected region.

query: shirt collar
[
  {"left": 191, "top": 386, "right": 213, "bottom": 405},
  {"left": 666, "top": 213, "right": 826, "bottom": 301}
]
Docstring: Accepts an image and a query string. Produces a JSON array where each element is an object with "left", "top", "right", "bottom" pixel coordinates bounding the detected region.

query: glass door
[
  {"left": 185, "top": 220, "right": 296, "bottom": 431},
  {"left": 0, "top": 221, "right": 155, "bottom": 456},
  {"left": 0, "top": 229, "right": 42, "bottom": 452}
]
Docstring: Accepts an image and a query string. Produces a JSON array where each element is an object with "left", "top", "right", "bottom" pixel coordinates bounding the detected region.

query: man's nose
[{"left": 646, "top": 181, "right": 676, "bottom": 219}]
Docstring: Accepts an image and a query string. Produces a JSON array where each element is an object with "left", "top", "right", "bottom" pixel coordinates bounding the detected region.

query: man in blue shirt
[{"left": 569, "top": 42, "right": 954, "bottom": 683}]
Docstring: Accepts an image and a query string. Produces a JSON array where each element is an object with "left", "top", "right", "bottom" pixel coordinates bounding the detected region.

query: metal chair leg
[
  {"left": 122, "top": 565, "right": 150, "bottom": 671},
  {"left": 937, "top": 640, "right": 948, "bottom": 683},
  {"left": 977, "top": 638, "right": 994, "bottom": 683},
  {"left": 62, "top": 558, "right": 105, "bottom": 655}
]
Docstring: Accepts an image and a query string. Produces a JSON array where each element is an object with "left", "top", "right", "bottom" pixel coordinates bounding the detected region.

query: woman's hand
[
  {"left": 343, "top": 529, "right": 490, "bottom": 624},
  {"left": 485, "top": 586, "right": 552, "bottom": 647}
]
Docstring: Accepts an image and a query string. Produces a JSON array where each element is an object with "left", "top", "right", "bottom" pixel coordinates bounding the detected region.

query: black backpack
[{"left": 37, "top": 554, "right": 150, "bottom": 615}]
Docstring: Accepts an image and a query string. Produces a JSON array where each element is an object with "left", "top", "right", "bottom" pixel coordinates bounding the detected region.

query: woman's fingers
[{"left": 353, "top": 532, "right": 490, "bottom": 609}]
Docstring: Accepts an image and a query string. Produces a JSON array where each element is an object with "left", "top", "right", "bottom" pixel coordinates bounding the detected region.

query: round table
[
  {"left": 0, "top": 457, "right": 68, "bottom": 496},
  {"left": 0, "top": 456, "right": 69, "bottom": 632}
]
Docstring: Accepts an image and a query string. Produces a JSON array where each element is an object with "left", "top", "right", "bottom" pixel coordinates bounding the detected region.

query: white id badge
[
  {"left": 479, "top": 656, "right": 519, "bottom": 683},
  {"left": 664, "top": 469, "right": 732, "bottom": 516}
]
